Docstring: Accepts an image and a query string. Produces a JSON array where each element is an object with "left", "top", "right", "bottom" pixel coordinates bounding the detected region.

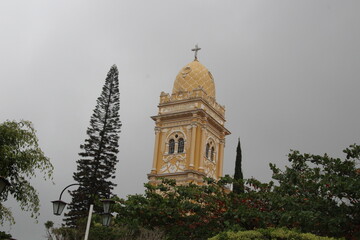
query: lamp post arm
[{"left": 58, "top": 183, "right": 80, "bottom": 200}]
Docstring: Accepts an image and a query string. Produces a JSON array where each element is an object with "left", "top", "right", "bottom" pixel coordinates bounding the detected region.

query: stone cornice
[{"left": 151, "top": 109, "right": 231, "bottom": 135}]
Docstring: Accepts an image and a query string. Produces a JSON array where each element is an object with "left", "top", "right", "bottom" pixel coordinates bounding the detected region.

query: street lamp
[
  {"left": 101, "top": 199, "right": 115, "bottom": 214},
  {"left": 101, "top": 213, "right": 112, "bottom": 227},
  {"left": 52, "top": 185, "right": 117, "bottom": 237},
  {"left": 52, "top": 183, "right": 96, "bottom": 240},
  {"left": 51, "top": 199, "right": 67, "bottom": 216},
  {"left": 51, "top": 183, "right": 80, "bottom": 215},
  {"left": 100, "top": 199, "right": 115, "bottom": 226},
  {"left": 0, "top": 176, "right": 10, "bottom": 195}
]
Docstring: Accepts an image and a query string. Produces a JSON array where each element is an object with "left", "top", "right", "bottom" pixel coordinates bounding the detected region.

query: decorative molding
[
  {"left": 167, "top": 129, "right": 187, "bottom": 139},
  {"left": 161, "top": 128, "right": 169, "bottom": 133},
  {"left": 160, "top": 103, "right": 196, "bottom": 114},
  {"left": 147, "top": 169, "right": 208, "bottom": 184},
  {"left": 160, "top": 154, "right": 187, "bottom": 174},
  {"left": 162, "top": 120, "right": 192, "bottom": 127},
  {"left": 159, "top": 90, "right": 226, "bottom": 118},
  {"left": 204, "top": 159, "right": 217, "bottom": 179}
]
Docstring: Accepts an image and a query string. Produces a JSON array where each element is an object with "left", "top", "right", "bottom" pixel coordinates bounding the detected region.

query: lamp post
[
  {"left": 51, "top": 183, "right": 97, "bottom": 240},
  {"left": 0, "top": 176, "right": 10, "bottom": 196},
  {"left": 52, "top": 184, "right": 116, "bottom": 238}
]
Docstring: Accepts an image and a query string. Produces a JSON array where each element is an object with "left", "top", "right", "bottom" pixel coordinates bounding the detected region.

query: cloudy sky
[{"left": 1, "top": 1, "right": 359, "bottom": 239}]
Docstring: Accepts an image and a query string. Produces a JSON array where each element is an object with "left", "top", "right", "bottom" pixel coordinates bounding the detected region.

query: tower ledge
[{"left": 159, "top": 88, "right": 225, "bottom": 117}]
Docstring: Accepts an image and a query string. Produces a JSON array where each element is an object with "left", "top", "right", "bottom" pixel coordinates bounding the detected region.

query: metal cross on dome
[{"left": 192, "top": 44, "right": 201, "bottom": 60}]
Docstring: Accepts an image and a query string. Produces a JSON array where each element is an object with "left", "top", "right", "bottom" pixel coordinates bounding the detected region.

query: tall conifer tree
[
  {"left": 233, "top": 137, "right": 244, "bottom": 194},
  {"left": 65, "top": 65, "right": 121, "bottom": 226}
]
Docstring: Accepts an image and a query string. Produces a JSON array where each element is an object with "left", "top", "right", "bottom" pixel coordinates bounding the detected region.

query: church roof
[{"left": 172, "top": 60, "right": 216, "bottom": 99}]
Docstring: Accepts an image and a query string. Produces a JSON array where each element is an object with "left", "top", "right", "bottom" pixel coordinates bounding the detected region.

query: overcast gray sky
[{"left": 1, "top": 1, "right": 359, "bottom": 239}]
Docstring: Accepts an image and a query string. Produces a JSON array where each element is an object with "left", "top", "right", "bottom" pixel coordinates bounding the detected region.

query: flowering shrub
[{"left": 114, "top": 144, "right": 360, "bottom": 239}]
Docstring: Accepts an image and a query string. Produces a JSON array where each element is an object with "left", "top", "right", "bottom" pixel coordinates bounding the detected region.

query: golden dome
[{"left": 172, "top": 60, "right": 216, "bottom": 98}]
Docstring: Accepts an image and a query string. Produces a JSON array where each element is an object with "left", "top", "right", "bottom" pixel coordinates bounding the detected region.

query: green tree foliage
[
  {"left": 209, "top": 228, "right": 340, "bottom": 240},
  {"left": 115, "top": 144, "right": 360, "bottom": 239},
  {"left": 233, "top": 138, "right": 244, "bottom": 194},
  {"left": 44, "top": 220, "right": 55, "bottom": 240},
  {"left": 117, "top": 178, "right": 248, "bottom": 240},
  {"left": 268, "top": 144, "right": 360, "bottom": 238},
  {"left": 0, "top": 120, "right": 53, "bottom": 224},
  {"left": 0, "top": 231, "right": 12, "bottom": 240},
  {"left": 65, "top": 65, "right": 122, "bottom": 227},
  {"left": 49, "top": 217, "right": 164, "bottom": 240},
  {"left": 50, "top": 222, "right": 124, "bottom": 240}
]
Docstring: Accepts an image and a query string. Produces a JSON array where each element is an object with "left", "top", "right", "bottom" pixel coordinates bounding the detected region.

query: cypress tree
[
  {"left": 233, "top": 137, "right": 244, "bottom": 194},
  {"left": 65, "top": 65, "right": 121, "bottom": 227}
]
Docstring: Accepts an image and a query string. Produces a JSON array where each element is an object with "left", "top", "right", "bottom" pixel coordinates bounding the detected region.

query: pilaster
[
  {"left": 151, "top": 127, "right": 161, "bottom": 174},
  {"left": 189, "top": 123, "right": 197, "bottom": 169},
  {"left": 198, "top": 125, "right": 206, "bottom": 172},
  {"left": 217, "top": 137, "right": 225, "bottom": 177}
]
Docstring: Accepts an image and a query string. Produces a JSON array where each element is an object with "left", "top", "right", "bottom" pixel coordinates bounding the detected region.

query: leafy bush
[
  {"left": 115, "top": 145, "right": 360, "bottom": 239},
  {"left": 209, "top": 228, "right": 342, "bottom": 240},
  {"left": 49, "top": 220, "right": 165, "bottom": 240},
  {"left": 52, "top": 145, "right": 359, "bottom": 239}
]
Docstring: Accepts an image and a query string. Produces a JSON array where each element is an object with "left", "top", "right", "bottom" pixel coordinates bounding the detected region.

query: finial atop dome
[{"left": 191, "top": 44, "right": 201, "bottom": 61}]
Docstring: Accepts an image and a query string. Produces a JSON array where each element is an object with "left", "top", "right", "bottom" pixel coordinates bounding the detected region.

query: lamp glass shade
[
  {"left": 102, "top": 213, "right": 112, "bottom": 226},
  {"left": 52, "top": 200, "right": 67, "bottom": 215},
  {"left": 101, "top": 199, "right": 114, "bottom": 214},
  {"left": 0, "top": 177, "right": 10, "bottom": 195}
]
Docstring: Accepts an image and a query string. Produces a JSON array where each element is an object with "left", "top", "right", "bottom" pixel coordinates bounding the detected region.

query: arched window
[
  {"left": 211, "top": 147, "right": 215, "bottom": 161},
  {"left": 178, "top": 138, "right": 184, "bottom": 153},
  {"left": 206, "top": 143, "right": 210, "bottom": 158},
  {"left": 169, "top": 139, "right": 175, "bottom": 154}
]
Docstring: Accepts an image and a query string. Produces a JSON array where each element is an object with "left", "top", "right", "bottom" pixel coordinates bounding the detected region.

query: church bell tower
[{"left": 148, "top": 45, "right": 230, "bottom": 185}]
